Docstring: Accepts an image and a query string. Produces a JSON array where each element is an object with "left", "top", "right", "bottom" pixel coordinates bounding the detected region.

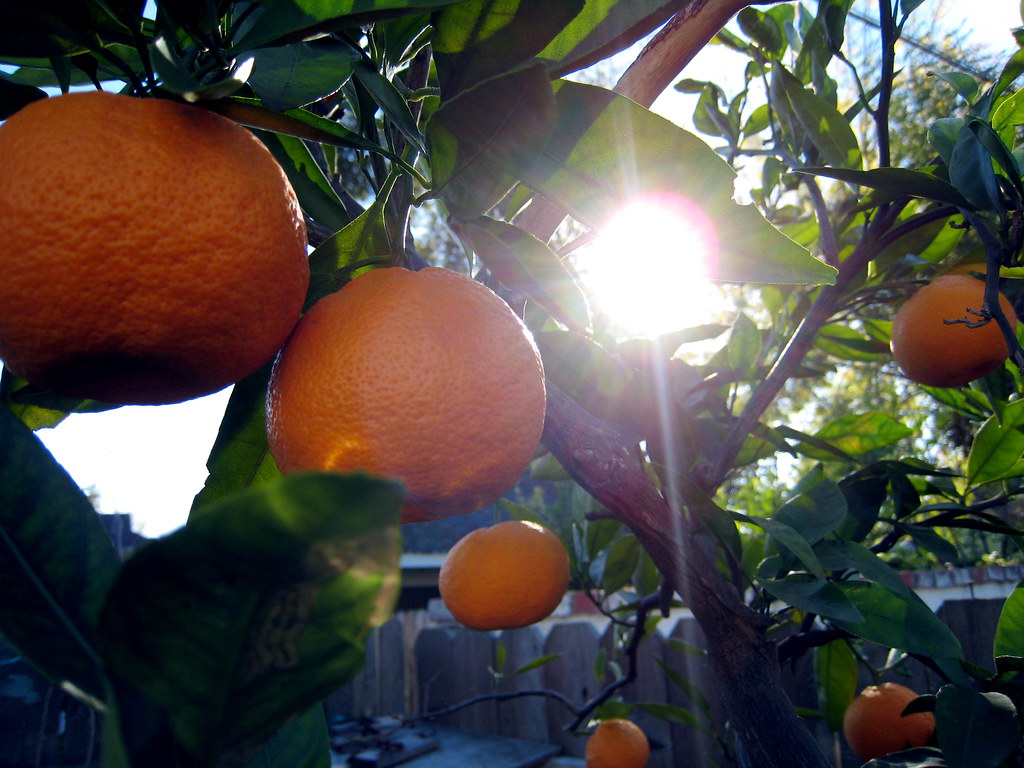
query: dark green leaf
[
  {"left": 831, "top": 581, "right": 964, "bottom": 661},
  {"left": 736, "top": 512, "right": 825, "bottom": 579},
  {"left": 929, "top": 117, "right": 964, "bottom": 166},
  {"left": 725, "top": 313, "right": 761, "bottom": 377},
  {"left": 452, "top": 216, "right": 591, "bottom": 332},
  {"left": 352, "top": 60, "right": 426, "bottom": 155},
  {"left": 635, "top": 701, "right": 708, "bottom": 730},
  {"left": 249, "top": 39, "right": 359, "bottom": 111},
  {"left": 950, "top": 121, "right": 1002, "bottom": 212},
  {"left": 189, "top": 362, "right": 280, "bottom": 516},
  {"left": 258, "top": 131, "right": 351, "bottom": 233},
  {"left": 737, "top": 7, "right": 787, "bottom": 57},
  {"left": 245, "top": 705, "right": 331, "bottom": 768},
  {"left": 426, "top": 62, "right": 556, "bottom": 218},
  {"left": 760, "top": 577, "right": 863, "bottom": 622},
  {"left": 814, "top": 540, "right": 915, "bottom": 597},
  {"left": 816, "top": 638, "right": 857, "bottom": 731},
  {"left": 994, "top": 581, "right": 1024, "bottom": 660},
  {"left": 655, "top": 658, "right": 713, "bottom": 719},
  {"left": 524, "top": 82, "right": 836, "bottom": 285},
  {"left": 816, "top": 323, "right": 890, "bottom": 362},
  {"left": 775, "top": 480, "right": 848, "bottom": 545},
  {"left": 100, "top": 473, "right": 403, "bottom": 765},
  {"left": 232, "top": 0, "right": 465, "bottom": 51},
  {"left": 798, "top": 166, "right": 970, "bottom": 207},
  {"left": 0, "top": 74, "right": 46, "bottom": 119},
  {"left": 432, "top": 0, "right": 583, "bottom": 97},
  {"left": 600, "top": 535, "right": 640, "bottom": 595},
  {"left": 935, "top": 685, "right": 1019, "bottom": 768},
  {"left": 0, "top": 405, "right": 121, "bottom": 702}
]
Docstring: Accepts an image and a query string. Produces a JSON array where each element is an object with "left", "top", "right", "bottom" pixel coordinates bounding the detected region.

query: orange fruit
[
  {"left": 890, "top": 275, "right": 1017, "bottom": 387},
  {"left": 438, "top": 520, "right": 569, "bottom": 631},
  {"left": 842, "top": 682, "right": 935, "bottom": 761},
  {"left": 0, "top": 90, "right": 309, "bottom": 405},
  {"left": 266, "top": 266, "right": 546, "bottom": 523},
  {"left": 585, "top": 718, "right": 650, "bottom": 768}
]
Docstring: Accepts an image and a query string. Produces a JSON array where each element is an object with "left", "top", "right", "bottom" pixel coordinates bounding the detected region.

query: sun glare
[{"left": 574, "top": 194, "right": 722, "bottom": 339}]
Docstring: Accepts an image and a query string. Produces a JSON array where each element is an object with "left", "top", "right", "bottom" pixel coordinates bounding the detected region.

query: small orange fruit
[
  {"left": 890, "top": 275, "right": 1017, "bottom": 387},
  {"left": 842, "top": 682, "right": 935, "bottom": 761},
  {"left": 585, "top": 718, "right": 650, "bottom": 768},
  {"left": 266, "top": 267, "right": 546, "bottom": 523},
  {"left": 0, "top": 90, "right": 309, "bottom": 405},
  {"left": 438, "top": 520, "right": 569, "bottom": 631}
]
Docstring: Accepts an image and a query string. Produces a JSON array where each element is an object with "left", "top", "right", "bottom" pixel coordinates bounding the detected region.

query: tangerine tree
[{"left": 2, "top": 2, "right": 1024, "bottom": 768}]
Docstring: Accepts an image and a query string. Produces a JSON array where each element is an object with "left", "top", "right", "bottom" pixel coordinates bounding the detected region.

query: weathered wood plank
[{"left": 542, "top": 622, "right": 602, "bottom": 757}]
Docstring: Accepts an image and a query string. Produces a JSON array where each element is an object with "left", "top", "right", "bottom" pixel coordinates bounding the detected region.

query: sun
[{"left": 573, "top": 193, "right": 723, "bottom": 339}]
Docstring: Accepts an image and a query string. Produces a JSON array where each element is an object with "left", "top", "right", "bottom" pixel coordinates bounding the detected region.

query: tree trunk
[{"left": 541, "top": 383, "right": 830, "bottom": 768}]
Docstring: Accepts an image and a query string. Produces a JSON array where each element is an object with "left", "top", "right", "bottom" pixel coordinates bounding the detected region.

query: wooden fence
[
  {"left": 0, "top": 597, "right": 1008, "bottom": 767},
  {"left": 324, "top": 597, "right": 1009, "bottom": 768}
]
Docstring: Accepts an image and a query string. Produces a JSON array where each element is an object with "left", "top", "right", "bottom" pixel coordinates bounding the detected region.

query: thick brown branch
[{"left": 541, "top": 383, "right": 830, "bottom": 767}]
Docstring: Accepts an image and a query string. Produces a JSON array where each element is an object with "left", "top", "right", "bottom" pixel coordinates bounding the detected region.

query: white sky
[{"left": 25, "top": 0, "right": 1024, "bottom": 538}]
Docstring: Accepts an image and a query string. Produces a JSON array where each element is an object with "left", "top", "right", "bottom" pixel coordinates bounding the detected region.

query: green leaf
[
  {"left": 599, "top": 534, "right": 640, "bottom": 595},
  {"left": 0, "top": 73, "right": 46, "bottom": 119},
  {"left": 245, "top": 705, "right": 331, "bottom": 768},
  {"left": 994, "top": 581, "right": 1024, "bottom": 660},
  {"left": 100, "top": 473, "right": 403, "bottom": 765},
  {"left": 775, "top": 479, "right": 848, "bottom": 546},
  {"left": 538, "top": 0, "right": 682, "bottom": 77},
  {"left": 248, "top": 39, "right": 359, "bottom": 111},
  {"left": 950, "top": 120, "right": 1002, "bottom": 212},
  {"left": 967, "top": 398, "right": 1024, "bottom": 485},
  {"left": 189, "top": 362, "right": 280, "bottom": 516},
  {"left": 0, "top": 369, "right": 114, "bottom": 430},
  {"left": 426, "top": 62, "right": 556, "bottom": 218},
  {"left": 807, "top": 412, "right": 913, "bottom": 459},
  {"left": 931, "top": 71, "right": 981, "bottom": 105},
  {"left": 725, "top": 313, "right": 761, "bottom": 377},
  {"left": 737, "top": 7, "right": 787, "bottom": 58},
  {"left": 831, "top": 581, "right": 964, "bottom": 661},
  {"left": 0, "top": 404, "right": 121, "bottom": 703},
  {"left": 736, "top": 512, "right": 826, "bottom": 579},
  {"left": 232, "top": 0, "right": 465, "bottom": 51},
  {"left": 452, "top": 216, "right": 591, "bottom": 332},
  {"left": 816, "top": 323, "right": 890, "bottom": 362},
  {"left": 513, "top": 653, "right": 560, "bottom": 676},
  {"left": 258, "top": 130, "right": 351, "bottom": 234},
  {"left": 432, "top": 0, "right": 583, "bottom": 97},
  {"left": 655, "top": 658, "right": 713, "bottom": 720},
  {"left": 759, "top": 577, "right": 863, "bottom": 623},
  {"left": 814, "top": 540, "right": 914, "bottom": 597},
  {"left": 305, "top": 194, "right": 396, "bottom": 310},
  {"left": 770, "top": 66, "right": 861, "bottom": 168},
  {"left": 635, "top": 701, "right": 708, "bottom": 730},
  {"left": 798, "top": 166, "right": 970, "bottom": 207},
  {"left": 816, "top": 638, "right": 858, "bottom": 731},
  {"left": 524, "top": 81, "right": 836, "bottom": 285},
  {"left": 935, "top": 685, "right": 1020, "bottom": 768},
  {"left": 351, "top": 60, "right": 427, "bottom": 155}
]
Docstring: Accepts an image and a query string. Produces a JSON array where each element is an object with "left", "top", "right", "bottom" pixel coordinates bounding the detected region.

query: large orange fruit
[
  {"left": 438, "top": 520, "right": 569, "bottom": 631},
  {"left": 842, "top": 682, "right": 935, "bottom": 761},
  {"left": 585, "top": 718, "right": 650, "bottom": 768},
  {"left": 0, "top": 90, "right": 309, "bottom": 405},
  {"left": 266, "top": 267, "right": 546, "bottom": 523},
  {"left": 890, "top": 275, "right": 1017, "bottom": 387}
]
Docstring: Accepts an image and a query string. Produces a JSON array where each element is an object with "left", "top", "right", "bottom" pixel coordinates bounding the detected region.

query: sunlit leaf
[
  {"left": 967, "top": 399, "right": 1024, "bottom": 485},
  {"left": 806, "top": 412, "right": 913, "bottom": 459},
  {"left": 100, "top": 473, "right": 403, "bottom": 765},
  {"left": 736, "top": 512, "right": 825, "bottom": 579},
  {"left": 524, "top": 81, "right": 836, "bottom": 285},
  {"left": 770, "top": 66, "right": 861, "bottom": 168},
  {"left": 451, "top": 216, "right": 591, "bottom": 332},
  {"left": 0, "top": 405, "right": 121, "bottom": 703},
  {"left": 799, "top": 166, "right": 969, "bottom": 207}
]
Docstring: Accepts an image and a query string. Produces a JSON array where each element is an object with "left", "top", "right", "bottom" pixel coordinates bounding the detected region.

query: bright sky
[{"left": 24, "top": 0, "right": 1024, "bottom": 538}]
